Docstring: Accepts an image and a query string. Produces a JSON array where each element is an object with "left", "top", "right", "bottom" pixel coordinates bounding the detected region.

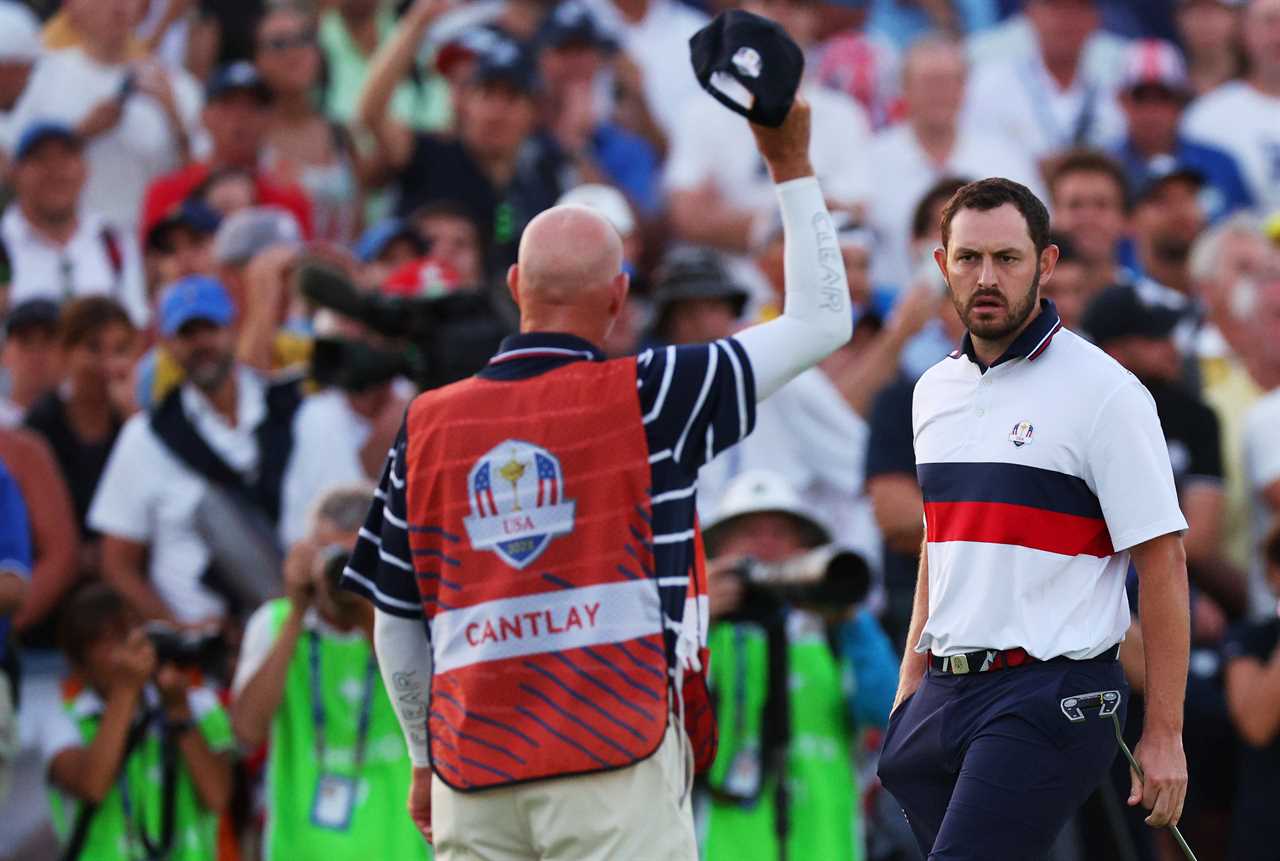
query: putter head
[{"left": 1060, "top": 690, "right": 1122, "bottom": 722}]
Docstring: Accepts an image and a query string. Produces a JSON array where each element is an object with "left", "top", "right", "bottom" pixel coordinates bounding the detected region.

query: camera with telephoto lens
[
  {"left": 726, "top": 544, "right": 870, "bottom": 622},
  {"left": 300, "top": 261, "right": 515, "bottom": 392},
  {"left": 143, "top": 621, "right": 228, "bottom": 675}
]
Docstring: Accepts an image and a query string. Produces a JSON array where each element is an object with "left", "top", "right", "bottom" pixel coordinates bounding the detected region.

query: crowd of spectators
[{"left": 0, "top": 0, "right": 1277, "bottom": 859}]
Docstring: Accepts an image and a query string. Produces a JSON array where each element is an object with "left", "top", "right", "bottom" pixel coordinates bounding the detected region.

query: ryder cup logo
[
  {"left": 463, "top": 440, "right": 576, "bottom": 569},
  {"left": 1008, "top": 420, "right": 1034, "bottom": 448}
]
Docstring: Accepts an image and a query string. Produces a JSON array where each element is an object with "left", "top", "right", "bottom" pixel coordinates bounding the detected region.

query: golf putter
[{"left": 1060, "top": 691, "right": 1199, "bottom": 861}]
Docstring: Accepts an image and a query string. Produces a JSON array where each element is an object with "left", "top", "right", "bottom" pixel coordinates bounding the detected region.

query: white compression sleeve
[
  {"left": 734, "top": 176, "right": 852, "bottom": 401},
  {"left": 373, "top": 609, "right": 433, "bottom": 767}
]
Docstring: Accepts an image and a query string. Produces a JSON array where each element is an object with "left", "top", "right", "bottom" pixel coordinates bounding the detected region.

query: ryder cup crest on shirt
[
  {"left": 1008, "top": 420, "right": 1034, "bottom": 448},
  {"left": 732, "top": 46, "right": 762, "bottom": 79},
  {"left": 463, "top": 440, "right": 576, "bottom": 569}
]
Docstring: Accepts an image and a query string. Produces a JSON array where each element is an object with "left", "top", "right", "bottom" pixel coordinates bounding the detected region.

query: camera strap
[
  {"left": 309, "top": 631, "right": 378, "bottom": 773},
  {"left": 60, "top": 708, "right": 157, "bottom": 861},
  {"left": 116, "top": 710, "right": 180, "bottom": 861}
]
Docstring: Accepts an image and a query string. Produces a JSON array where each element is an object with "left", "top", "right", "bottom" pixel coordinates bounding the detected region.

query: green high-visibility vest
[
  {"left": 261, "top": 599, "right": 431, "bottom": 860},
  {"left": 702, "top": 615, "right": 863, "bottom": 861},
  {"left": 48, "top": 686, "right": 233, "bottom": 860}
]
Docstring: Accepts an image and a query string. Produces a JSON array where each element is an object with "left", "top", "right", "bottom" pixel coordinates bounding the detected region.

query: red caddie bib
[{"left": 404, "top": 357, "right": 679, "bottom": 790}]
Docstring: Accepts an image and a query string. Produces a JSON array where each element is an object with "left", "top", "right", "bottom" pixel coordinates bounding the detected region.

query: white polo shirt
[
  {"left": 912, "top": 301, "right": 1187, "bottom": 660},
  {"left": 0, "top": 206, "right": 149, "bottom": 325}
]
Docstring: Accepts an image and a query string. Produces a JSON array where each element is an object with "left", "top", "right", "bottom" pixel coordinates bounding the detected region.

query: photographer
[
  {"left": 38, "top": 584, "right": 234, "bottom": 861},
  {"left": 701, "top": 469, "right": 897, "bottom": 861},
  {"left": 231, "top": 485, "right": 430, "bottom": 859}
]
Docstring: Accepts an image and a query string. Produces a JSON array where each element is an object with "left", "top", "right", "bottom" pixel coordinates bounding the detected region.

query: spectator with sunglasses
[
  {"left": 1110, "top": 39, "right": 1253, "bottom": 224},
  {"left": 231, "top": 485, "right": 430, "bottom": 860},
  {"left": 255, "top": 3, "right": 374, "bottom": 244}
]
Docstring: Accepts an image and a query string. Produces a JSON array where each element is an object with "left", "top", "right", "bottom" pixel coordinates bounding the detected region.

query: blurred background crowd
[{"left": 0, "top": 0, "right": 1278, "bottom": 859}]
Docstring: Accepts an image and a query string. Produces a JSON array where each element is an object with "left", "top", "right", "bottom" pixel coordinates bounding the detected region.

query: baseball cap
[
  {"left": 1120, "top": 39, "right": 1191, "bottom": 97},
  {"left": 0, "top": 3, "right": 40, "bottom": 63},
  {"left": 434, "top": 26, "right": 506, "bottom": 78},
  {"left": 211, "top": 206, "right": 302, "bottom": 266},
  {"left": 158, "top": 275, "right": 235, "bottom": 337},
  {"left": 557, "top": 184, "right": 636, "bottom": 237},
  {"left": 382, "top": 257, "right": 463, "bottom": 297},
  {"left": 689, "top": 9, "right": 805, "bottom": 128},
  {"left": 13, "top": 121, "right": 82, "bottom": 161},
  {"left": 355, "top": 218, "right": 427, "bottom": 263},
  {"left": 1133, "top": 156, "right": 1205, "bottom": 205},
  {"left": 468, "top": 38, "right": 539, "bottom": 95},
  {"left": 146, "top": 199, "right": 222, "bottom": 252},
  {"left": 4, "top": 299, "right": 60, "bottom": 338},
  {"left": 538, "top": 1, "right": 617, "bottom": 52},
  {"left": 206, "top": 61, "right": 272, "bottom": 104},
  {"left": 1081, "top": 285, "right": 1182, "bottom": 345}
]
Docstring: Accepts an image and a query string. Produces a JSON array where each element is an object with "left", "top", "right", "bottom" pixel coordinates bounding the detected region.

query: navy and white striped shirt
[{"left": 343, "top": 332, "right": 756, "bottom": 627}]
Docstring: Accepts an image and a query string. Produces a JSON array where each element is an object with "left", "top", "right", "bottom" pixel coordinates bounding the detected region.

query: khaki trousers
[{"left": 432, "top": 722, "right": 697, "bottom": 860}]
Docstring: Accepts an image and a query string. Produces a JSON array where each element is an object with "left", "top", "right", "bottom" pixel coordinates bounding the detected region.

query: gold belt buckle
[{"left": 950, "top": 653, "right": 970, "bottom": 675}]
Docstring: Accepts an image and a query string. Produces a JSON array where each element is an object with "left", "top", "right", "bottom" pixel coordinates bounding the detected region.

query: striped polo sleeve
[
  {"left": 637, "top": 338, "right": 757, "bottom": 473},
  {"left": 341, "top": 423, "right": 423, "bottom": 619}
]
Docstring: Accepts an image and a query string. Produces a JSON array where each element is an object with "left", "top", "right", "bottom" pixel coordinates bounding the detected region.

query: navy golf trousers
[{"left": 878, "top": 657, "right": 1127, "bottom": 860}]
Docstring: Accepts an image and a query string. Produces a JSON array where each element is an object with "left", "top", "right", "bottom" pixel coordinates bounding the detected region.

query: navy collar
[
  {"left": 953, "top": 299, "right": 1063, "bottom": 372},
  {"left": 478, "top": 332, "right": 605, "bottom": 380}
]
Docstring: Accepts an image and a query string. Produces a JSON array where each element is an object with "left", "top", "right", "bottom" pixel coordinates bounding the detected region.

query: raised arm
[
  {"left": 732, "top": 100, "right": 853, "bottom": 401},
  {"left": 355, "top": 0, "right": 451, "bottom": 172}
]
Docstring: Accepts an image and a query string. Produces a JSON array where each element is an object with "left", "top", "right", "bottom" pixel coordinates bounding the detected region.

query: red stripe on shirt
[{"left": 924, "top": 500, "right": 1115, "bottom": 557}]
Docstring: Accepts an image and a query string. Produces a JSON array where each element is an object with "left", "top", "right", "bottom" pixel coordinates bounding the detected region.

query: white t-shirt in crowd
[
  {"left": 698, "top": 367, "right": 881, "bottom": 569},
  {"left": 1243, "top": 388, "right": 1280, "bottom": 616},
  {"left": 913, "top": 323, "right": 1187, "bottom": 659},
  {"left": 665, "top": 83, "right": 873, "bottom": 213},
  {"left": 1182, "top": 81, "right": 1280, "bottom": 217},
  {"left": 583, "top": 0, "right": 708, "bottom": 137},
  {"left": 866, "top": 122, "right": 1044, "bottom": 289},
  {"left": 965, "top": 14, "right": 1130, "bottom": 92},
  {"left": 88, "top": 368, "right": 268, "bottom": 623},
  {"left": 0, "top": 206, "right": 148, "bottom": 325},
  {"left": 7, "top": 48, "right": 203, "bottom": 231},
  {"left": 961, "top": 49, "right": 1126, "bottom": 164},
  {"left": 278, "top": 389, "right": 372, "bottom": 548}
]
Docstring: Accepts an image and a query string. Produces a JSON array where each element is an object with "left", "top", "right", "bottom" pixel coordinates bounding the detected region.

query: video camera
[
  {"left": 724, "top": 545, "right": 870, "bottom": 623},
  {"left": 299, "top": 262, "right": 516, "bottom": 392},
  {"left": 143, "top": 622, "right": 228, "bottom": 677}
]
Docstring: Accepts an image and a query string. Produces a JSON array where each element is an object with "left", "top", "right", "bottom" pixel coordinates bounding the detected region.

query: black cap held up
[{"left": 689, "top": 10, "right": 804, "bottom": 128}]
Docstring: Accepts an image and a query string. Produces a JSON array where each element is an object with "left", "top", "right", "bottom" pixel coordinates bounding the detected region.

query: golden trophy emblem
[{"left": 498, "top": 453, "right": 527, "bottom": 511}]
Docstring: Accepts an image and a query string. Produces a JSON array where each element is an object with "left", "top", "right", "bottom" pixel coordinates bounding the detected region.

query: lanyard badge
[
  {"left": 311, "top": 773, "right": 358, "bottom": 831},
  {"left": 308, "top": 631, "right": 378, "bottom": 832}
]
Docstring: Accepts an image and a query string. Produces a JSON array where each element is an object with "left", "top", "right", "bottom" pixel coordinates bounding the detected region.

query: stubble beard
[{"left": 952, "top": 269, "right": 1041, "bottom": 342}]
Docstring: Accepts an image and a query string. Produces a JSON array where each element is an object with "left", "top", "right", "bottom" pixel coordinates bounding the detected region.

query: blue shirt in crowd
[
  {"left": 0, "top": 459, "right": 32, "bottom": 666},
  {"left": 1112, "top": 137, "right": 1255, "bottom": 225}
]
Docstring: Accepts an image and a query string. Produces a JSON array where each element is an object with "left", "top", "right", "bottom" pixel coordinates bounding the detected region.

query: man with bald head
[{"left": 340, "top": 99, "right": 852, "bottom": 860}]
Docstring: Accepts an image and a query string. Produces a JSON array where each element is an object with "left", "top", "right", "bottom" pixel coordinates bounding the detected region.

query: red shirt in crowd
[{"left": 140, "top": 163, "right": 315, "bottom": 240}]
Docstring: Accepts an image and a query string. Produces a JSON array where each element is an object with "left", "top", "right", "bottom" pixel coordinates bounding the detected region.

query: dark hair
[
  {"left": 58, "top": 584, "right": 132, "bottom": 667},
  {"left": 939, "top": 177, "right": 1052, "bottom": 255},
  {"left": 1047, "top": 148, "right": 1130, "bottom": 211},
  {"left": 58, "top": 296, "right": 135, "bottom": 350},
  {"left": 1048, "top": 231, "right": 1079, "bottom": 263},
  {"left": 911, "top": 176, "right": 970, "bottom": 242}
]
